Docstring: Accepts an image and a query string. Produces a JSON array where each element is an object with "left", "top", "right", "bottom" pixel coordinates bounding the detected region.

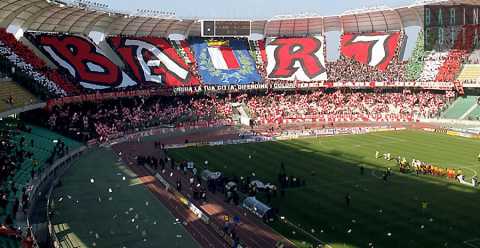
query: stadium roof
[{"left": 0, "top": 0, "right": 479, "bottom": 37}]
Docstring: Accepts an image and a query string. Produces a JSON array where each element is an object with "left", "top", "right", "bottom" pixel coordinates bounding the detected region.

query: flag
[
  {"left": 207, "top": 46, "right": 240, "bottom": 70},
  {"left": 341, "top": 32, "right": 400, "bottom": 71},
  {"left": 190, "top": 38, "right": 261, "bottom": 85}
]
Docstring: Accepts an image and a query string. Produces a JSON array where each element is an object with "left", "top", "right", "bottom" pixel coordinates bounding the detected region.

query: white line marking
[
  {"left": 461, "top": 103, "right": 479, "bottom": 120},
  {"left": 464, "top": 238, "right": 480, "bottom": 248},
  {"left": 369, "top": 133, "right": 407, "bottom": 142}
]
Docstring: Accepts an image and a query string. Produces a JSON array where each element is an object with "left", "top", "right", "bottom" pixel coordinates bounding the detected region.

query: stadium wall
[{"left": 420, "top": 118, "right": 480, "bottom": 126}]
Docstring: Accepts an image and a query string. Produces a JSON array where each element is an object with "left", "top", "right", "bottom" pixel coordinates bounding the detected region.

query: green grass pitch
[
  {"left": 168, "top": 130, "right": 480, "bottom": 248},
  {"left": 50, "top": 148, "right": 200, "bottom": 248}
]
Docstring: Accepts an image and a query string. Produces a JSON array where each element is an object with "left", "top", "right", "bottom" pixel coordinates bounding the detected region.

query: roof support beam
[
  {"left": 354, "top": 14, "right": 360, "bottom": 32},
  {"left": 307, "top": 18, "right": 311, "bottom": 35},
  {"left": 410, "top": 7, "right": 423, "bottom": 28},
  {"left": 321, "top": 17, "right": 325, "bottom": 34},
  {"left": 148, "top": 18, "right": 164, "bottom": 36},
  {"left": 164, "top": 20, "right": 180, "bottom": 37},
  {"left": 340, "top": 16, "right": 344, "bottom": 33},
  {"left": 381, "top": 12, "right": 389, "bottom": 31},
  {"left": 83, "top": 12, "right": 109, "bottom": 35},
  {"left": 184, "top": 20, "right": 196, "bottom": 38},
  {"left": 278, "top": 20, "right": 282, "bottom": 37},
  {"left": 394, "top": 9, "right": 405, "bottom": 30},
  {"left": 292, "top": 19, "right": 296, "bottom": 36},
  {"left": 367, "top": 13, "right": 374, "bottom": 32},
  {"left": 134, "top": 17, "right": 152, "bottom": 36},
  {"left": 120, "top": 17, "right": 140, "bottom": 35},
  {"left": 263, "top": 21, "right": 268, "bottom": 37}
]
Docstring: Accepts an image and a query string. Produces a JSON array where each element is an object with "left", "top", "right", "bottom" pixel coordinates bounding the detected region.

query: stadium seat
[
  {"left": 456, "top": 64, "right": 480, "bottom": 81},
  {"left": 0, "top": 81, "right": 38, "bottom": 112},
  {"left": 0, "top": 123, "right": 82, "bottom": 225},
  {"left": 441, "top": 95, "right": 478, "bottom": 119},
  {"left": 0, "top": 236, "right": 20, "bottom": 248}
]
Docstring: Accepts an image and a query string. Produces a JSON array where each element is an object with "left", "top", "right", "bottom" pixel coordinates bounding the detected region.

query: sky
[{"left": 99, "top": 0, "right": 416, "bottom": 19}]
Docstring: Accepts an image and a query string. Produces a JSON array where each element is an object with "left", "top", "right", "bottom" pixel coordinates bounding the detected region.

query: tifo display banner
[
  {"left": 26, "top": 33, "right": 137, "bottom": 90},
  {"left": 190, "top": 38, "right": 261, "bottom": 85},
  {"left": 266, "top": 36, "right": 328, "bottom": 81},
  {"left": 341, "top": 32, "right": 400, "bottom": 71},
  {"left": 107, "top": 36, "right": 200, "bottom": 87}
]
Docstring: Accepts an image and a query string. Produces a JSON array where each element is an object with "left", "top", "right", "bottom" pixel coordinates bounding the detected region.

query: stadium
[{"left": 1, "top": 0, "right": 480, "bottom": 247}]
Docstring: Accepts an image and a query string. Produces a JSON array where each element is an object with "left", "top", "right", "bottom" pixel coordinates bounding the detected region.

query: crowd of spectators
[
  {"left": 44, "top": 95, "right": 234, "bottom": 142},
  {"left": 0, "top": 29, "right": 474, "bottom": 104},
  {"left": 240, "top": 90, "right": 449, "bottom": 125},
  {"left": 466, "top": 49, "right": 480, "bottom": 64},
  {"left": 41, "top": 89, "right": 451, "bottom": 142},
  {"left": 249, "top": 40, "right": 268, "bottom": 80},
  {"left": 417, "top": 26, "right": 480, "bottom": 82},
  {"left": 417, "top": 51, "right": 449, "bottom": 81},
  {"left": 0, "top": 118, "right": 73, "bottom": 247},
  {"left": 0, "top": 121, "right": 34, "bottom": 229}
]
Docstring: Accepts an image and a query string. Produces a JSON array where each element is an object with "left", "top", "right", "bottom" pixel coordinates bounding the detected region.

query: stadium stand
[
  {"left": 466, "top": 104, "right": 480, "bottom": 120},
  {"left": 0, "top": 29, "right": 77, "bottom": 97},
  {"left": 1, "top": 1, "right": 480, "bottom": 248},
  {"left": 417, "top": 25, "right": 478, "bottom": 82},
  {"left": 41, "top": 96, "right": 233, "bottom": 142},
  {"left": 0, "top": 236, "right": 20, "bottom": 248},
  {"left": 0, "top": 120, "right": 80, "bottom": 248},
  {"left": 456, "top": 64, "right": 480, "bottom": 82},
  {"left": 36, "top": 90, "right": 449, "bottom": 142},
  {"left": 441, "top": 95, "right": 479, "bottom": 119},
  {"left": 417, "top": 50, "right": 449, "bottom": 81},
  {"left": 467, "top": 48, "right": 480, "bottom": 63},
  {"left": 455, "top": 26, "right": 480, "bottom": 82},
  {"left": 26, "top": 33, "right": 139, "bottom": 91},
  {"left": 243, "top": 90, "right": 447, "bottom": 125},
  {"left": 0, "top": 118, "right": 81, "bottom": 248},
  {"left": 106, "top": 36, "right": 200, "bottom": 87},
  {"left": 176, "top": 39, "right": 202, "bottom": 81},
  {"left": 0, "top": 120, "right": 82, "bottom": 226},
  {"left": 0, "top": 81, "right": 38, "bottom": 112},
  {"left": 433, "top": 27, "right": 473, "bottom": 82},
  {"left": 248, "top": 40, "right": 267, "bottom": 79}
]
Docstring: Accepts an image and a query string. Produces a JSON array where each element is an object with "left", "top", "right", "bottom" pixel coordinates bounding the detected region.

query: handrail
[
  {"left": 0, "top": 102, "right": 46, "bottom": 118},
  {"left": 25, "top": 146, "right": 87, "bottom": 248}
]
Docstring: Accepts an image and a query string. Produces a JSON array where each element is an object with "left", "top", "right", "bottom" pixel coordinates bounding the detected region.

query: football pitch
[
  {"left": 50, "top": 149, "right": 200, "bottom": 248},
  {"left": 169, "top": 130, "right": 480, "bottom": 248}
]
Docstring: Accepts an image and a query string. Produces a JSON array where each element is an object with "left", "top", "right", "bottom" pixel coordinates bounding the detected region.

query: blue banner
[{"left": 189, "top": 38, "right": 261, "bottom": 85}]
